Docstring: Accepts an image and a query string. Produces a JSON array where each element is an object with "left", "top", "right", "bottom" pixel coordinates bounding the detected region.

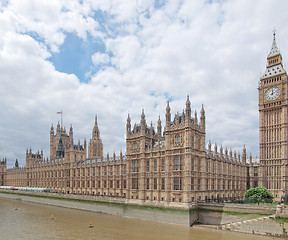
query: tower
[
  {"left": 258, "top": 31, "right": 288, "bottom": 198},
  {"left": 88, "top": 116, "right": 103, "bottom": 159}
]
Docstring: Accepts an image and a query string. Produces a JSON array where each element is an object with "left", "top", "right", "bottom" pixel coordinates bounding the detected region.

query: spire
[
  {"left": 200, "top": 104, "right": 205, "bottom": 130},
  {"left": 95, "top": 115, "right": 98, "bottom": 126},
  {"left": 15, "top": 159, "right": 19, "bottom": 168},
  {"left": 185, "top": 95, "right": 191, "bottom": 125},
  {"left": 50, "top": 124, "right": 54, "bottom": 135},
  {"left": 166, "top": 101, "right": 171, "bottom": 130},
  {"left": 268, "top": 29, "right": 280, "bottom": 58},
  {"left": 92, "top": 115, "right": 100, "bottom": 139},
  {"left": 126, "top": 114, "right": 131, "bottom": 135},
  {"left": 242, "top": 144, "right": 247, "bottom": 164},
  {"left": 69, "top": 124, "right": 73, "bottom": 136},
  {"left": 157, "top": 116, "right": 161, "bottom": 138}
]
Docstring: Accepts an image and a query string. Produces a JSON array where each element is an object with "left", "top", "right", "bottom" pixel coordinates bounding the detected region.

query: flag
[{"left": 57, "top": 112, "right": 62, "bottom": 114}]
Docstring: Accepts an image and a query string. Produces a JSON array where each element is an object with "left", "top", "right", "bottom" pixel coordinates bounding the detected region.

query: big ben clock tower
[{"left": 259, "top": 31, "right": 288, "bottom": 198}]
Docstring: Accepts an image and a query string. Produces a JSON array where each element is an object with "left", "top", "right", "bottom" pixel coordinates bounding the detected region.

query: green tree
[{"left": 244, "top": 187, "right": 274, "bottom": 205}]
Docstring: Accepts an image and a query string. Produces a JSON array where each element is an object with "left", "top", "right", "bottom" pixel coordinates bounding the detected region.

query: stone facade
[
  {"left": 258, "top": 32, "right": 288, "bottom": 199},
  {"left": 1, "top": 98, "right": 256, "bottom": 205}
]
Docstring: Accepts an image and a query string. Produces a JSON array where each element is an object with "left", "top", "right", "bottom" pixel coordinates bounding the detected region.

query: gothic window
[
  {"left": 104, "top": 180, "right": 107, "bottom": 188},
  {"left": 197, "top": 179, "right": 201, "bottom": 191},
  {"left": 191, "top": 135, "right": 194, "bottom": 148},
  {"left": 154, "top": 178, "right": 157, "bottom": 190},
  {"left": 117, "top": 166, "right": 120, "bottom": 176},
  {"left": 124, "top": 180, "right": 126, "bottom": 189},
  {"left": 110, "top": 166, "right": 113, "bottom": 176},
  {"left": 104, "top": 167, "right": 107, "bottom": 176},
  {"left": 132, "top": 178, "right": 138, "bottom": 189},
  {"left": 154, "top": 159, "right": 157, "bottom": 172},
  {"left": 146, "top": 178, "right": 149, "bottom": 189},
  {"left": 173, "top": 177, "right": 182, "bottom": 190},
  {"left": 174, "top": 156, "right": 182, "bottom": 171},
  {"left": 254, "top": 167, "right": 258, "bottom": 177},
  {"left": 98, "top": 167, "right": 101, "bottom": 176},
  {"left": 161, "top": 159, "right": 165, "bottom": 171},
  {"left": 161, "top": 178, "right": 165, "bottom": 190},
  {"left": 191, "top": 159, "right": 194, "bottom": 171},
  {"left": 110, "top": 180, "right": 113, "bottom": 188},
  {"left": 146, "top": 160, "right": 150, "bottom": 172},
  {"left": 191, "top": 178, "right": 194, "bottom": 190},
  {"left": 132, "top": 160, "right": 139, "bottom": 172},
  {"left": 117, "top": 180, "right": 120, "bottom": 188},
  {"left": 175, "top": 135, "right": 180, "bottom": 145},
  {"left": 133, "top": 142, "right": 138, "bottom": 151},
  {"left": 124, "top": 165, "right": 127, "bottom": 175}
]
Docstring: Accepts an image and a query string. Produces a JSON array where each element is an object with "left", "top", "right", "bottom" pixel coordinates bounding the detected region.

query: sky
[{"left": 1, "top": 0, "right": 288, "bottom": 167}]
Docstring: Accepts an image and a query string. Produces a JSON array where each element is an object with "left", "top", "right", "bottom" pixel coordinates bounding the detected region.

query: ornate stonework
[{"left": 258, "top": 31, "right": 288, "bottom": 198}]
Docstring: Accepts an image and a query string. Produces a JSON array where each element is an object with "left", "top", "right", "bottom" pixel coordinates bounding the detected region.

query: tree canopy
[{"left": 244, "top": 187, "right": 274, "bottom": 204}]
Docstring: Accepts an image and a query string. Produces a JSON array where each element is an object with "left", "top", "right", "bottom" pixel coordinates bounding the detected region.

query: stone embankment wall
[
  {"left": 197, "top": 202, "right": 276, "bottom": 225},
  {"left": 0, "top": 191, "right": 279, "bottom": 231},
  {"left": 0, "top": 191, "right": 198, "bottom": 226}
]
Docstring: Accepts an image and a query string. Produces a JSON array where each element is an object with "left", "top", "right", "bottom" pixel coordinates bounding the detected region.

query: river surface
[{"left": 0, "top": 197, "right": 271, "bottom": 240}]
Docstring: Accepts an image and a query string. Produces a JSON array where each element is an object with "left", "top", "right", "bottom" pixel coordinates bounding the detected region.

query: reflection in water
[{"left": 0, "top": 198, "right": 268, "bottom": 240}]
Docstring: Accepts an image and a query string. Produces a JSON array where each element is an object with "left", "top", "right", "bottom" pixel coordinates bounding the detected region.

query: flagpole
[
  {"left": 57, "top": 111, "right": 63, "bottom": 128},
  {"left": 61, "top": 110, "right": 63, "bottom": 128}
]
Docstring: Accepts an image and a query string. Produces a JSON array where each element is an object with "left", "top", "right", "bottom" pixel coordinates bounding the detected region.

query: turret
[
  {"left": 194, "top": 110, "right": 198, "bottom": 125},
  {"left": 50, "top": 124, "right": 54, "bottom": 135},
  {"left": 69, "top": 124, "right": 73, "bottom": 136},
  {"left": 242, "top": 145, "right": 247, "bottom": 164},
  {"left": 225, "top": 147, "right": 228, "bottom": 159},
  {"left": 150, "top": 121, "right": 153, "bottom": 136},
  {"left": 166, "top": 102, "right": 171, "bottom": 130},
  {"left": 141, "top": 109, "right": 146, "bottom": 135},
  {"left": 220, "top": 145, "right": 223, "bottom": 157},
  {"left": 208, "top": 141, "right": 211, "bottom": 154},
  {"left": 185, "top": 95, "right": 191, "bottom": 125},
  {"left": 15, "top": 159, "right": 19, "bottom": 168},
  {"left": 157, "top": 116, "right": 161, "bottom": 139},
  {"left": 126, "top": 114, "right": 131, "bottom": 136},
  {"left": 200, "top": 104, "right": 205, "bottom": 130},
  {"left": 57, "top": 121, "right": 60, "bottom": 133}
]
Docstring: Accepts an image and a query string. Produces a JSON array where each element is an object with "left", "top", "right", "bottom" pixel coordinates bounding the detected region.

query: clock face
[{"left": 265, "top": 87, "right": 280, "bottom": 101}]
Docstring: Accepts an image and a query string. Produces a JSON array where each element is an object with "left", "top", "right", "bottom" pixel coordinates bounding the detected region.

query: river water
[{"left": 0, "top": 197, "right": 270, "bottom": 240}]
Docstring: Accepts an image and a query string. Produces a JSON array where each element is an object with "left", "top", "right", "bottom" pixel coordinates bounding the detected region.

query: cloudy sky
[{"left": 1, "top": 0, "right": 288, "bottom": 167}]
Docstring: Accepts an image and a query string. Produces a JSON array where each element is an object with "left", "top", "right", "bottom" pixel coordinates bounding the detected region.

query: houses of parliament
[{"left": 0, "top": 32, "right": 287, "bottom": 206}]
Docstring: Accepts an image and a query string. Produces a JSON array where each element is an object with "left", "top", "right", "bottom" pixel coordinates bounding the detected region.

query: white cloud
[{"left": 91, "top": 52, "right": 109, "bottom": 65}]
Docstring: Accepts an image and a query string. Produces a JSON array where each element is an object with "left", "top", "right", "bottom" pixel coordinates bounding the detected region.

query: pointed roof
[{"left": 268, "top": 30, "right": 280, "bottom": 58}]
